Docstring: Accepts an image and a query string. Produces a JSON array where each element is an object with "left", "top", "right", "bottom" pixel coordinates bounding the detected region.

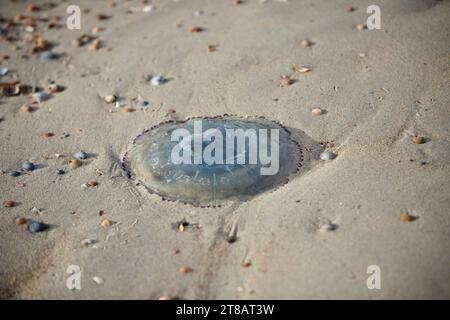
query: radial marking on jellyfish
[{"left": 122, "top": 115, "right": 305, "bottom": 206}]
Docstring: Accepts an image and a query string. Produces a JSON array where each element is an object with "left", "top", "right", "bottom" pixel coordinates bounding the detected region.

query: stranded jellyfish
[{"left": 122, "top": 116, "right": 303, "bottom": 206}]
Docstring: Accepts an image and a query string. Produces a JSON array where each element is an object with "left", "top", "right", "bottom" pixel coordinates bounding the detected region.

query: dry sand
[{"left": 1, "top": 0, "right": 450, "bottom": 299}]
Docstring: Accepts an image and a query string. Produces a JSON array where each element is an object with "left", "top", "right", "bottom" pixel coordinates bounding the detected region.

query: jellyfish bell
[{"left": 122, "top": 116, "right": 304, "bottom": 206}]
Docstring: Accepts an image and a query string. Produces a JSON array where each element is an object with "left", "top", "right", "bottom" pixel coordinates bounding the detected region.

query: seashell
[
  {"left": 320, "top": 151, "right": 337, "bottom": 161},
  {"left": 400, "top": 213, "right": 417, "bottom": 222},
  {"left": 9, "top": 171, "right": 21, "bottom": 177},
  {"left": 15, "top": 217, "right": 27, "bottom": 225},
  {"left": 74, "top": 151, "right": 88, "bottom": 160},
  {"left": 31, "top": 92, "right": 50, "bottom": 103},
  {"left": 69, "top": 159, "right": 82, "bottom": 169},
  {"left": 319, "top": 223, "right": 338, "bottom": 232},
  {"left": 28, "top": 221, "right": 49, "bottom": 233},
  {"left": 179, "top": 267, "right": 191, "bottom": 274},
  {"left": 150, "top": 74, "right": 167, "bottom": 86},
  {"left": 48, "top": 83, "right": 63, "bottom": 93},
  {"left": 0, "top": 67, "right": 8, "bottom": 76},
  {"left": 292, "top": 64, "right": 311, "bottom": 73},
  {"left": 355, "top": 23, "right": 367, "bottom": 31},
  {"left": 189, "top": 26, "right": 204, "bottom": 33},
  {"left": 101, "top": 219, "right": 114, "bottom": 227},
  {"left": 81, "top": 238, "right": 96, "bottom": 246},
  {"left": 280, "top": 75, "right": 293, "bottom": 87},
  {"left": 123, "top": 105, "right": 135, "bottom": 113},
  {"left": 40, "top": 51, "right": 59, "bottom": 60},
  {"left": 300, "top": 39, "right": 312, "bottom": 48},
  {"left": 104, "top": 95, "right": 117, "bottom": 103},
  {"left": 412, "top": 136, "right": 425, "bottom": 144},
  {"left": 20, "top": 104, "right": 33, "bottom": 113},
  {"left": 143, "top": 5, "right": 153, "bottom": 13},
  {"left": 311, "top": 108, "right": 323, "bottom": 116},
  {"left": 86, "top": 180, "right": 98, "bottom": 187},
  {"left": 0, "top": 82, "right": 20, "bottom": 96},
  {"left": 21, "top": 162, "right": 35, "bottom": 171},
  {"left": 3, "top": 200, "right": 15, "bottom": 208},
  {"left": 93, "top": 276, "right": 104, "bottom": 284}
]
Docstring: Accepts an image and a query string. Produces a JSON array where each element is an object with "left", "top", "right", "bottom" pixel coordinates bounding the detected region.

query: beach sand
[{"left": 1, "top": 0, "right": 449, "bottom": 299}]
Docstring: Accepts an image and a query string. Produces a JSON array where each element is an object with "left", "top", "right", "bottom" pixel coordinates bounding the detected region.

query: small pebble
[
  {"left": 150, "top": 74, "right": 167, "bottom": 86},
  {"left": 43, "top": 132, "right": 54, "bottom": 138},
  {"left": 56, "top": 169, "right": 65, "bottom": 175},
  {"left": 311, "top": 108, "right": 323, "bottom": 116},
  {"left": 193, "top": 10, "right": 204, "bottom": 16},
  {"left": 69, "top": 159, "right": 82, "bottom": 169},
  {"left": 28, "top": 221, "right": 49, "bottom": 233},
  {"left": 9, "top": 171, "right": 21, "bottom": 177},
  {"left": 15, "top": 217, "right": 27, "bottom": 225},
  {"left": 74, "top": 151, "right": 88, "bottom": 160},
  {"left": 400, "top": 213, "right": 417, "bottom": 222},
  {"left": 21, "top": 162, "right": 35, "bottom": 171},
  {"left": 320, "top": 151, "right": 337, "bottom": 161},
  {"left": 355, "top": 23, "right": 367, "bottom": 31},
  {"left": 412, "top": 136, "right": 425, "bottom": 144},
  {"left": 319, "top": 223, "right": 338, "bottom": 232},
  {"left": 3, "top": 200, "right": 15, "bottom": 208},
  {"left": 93, "top": 276, "right": 104, "bottom": 284}
]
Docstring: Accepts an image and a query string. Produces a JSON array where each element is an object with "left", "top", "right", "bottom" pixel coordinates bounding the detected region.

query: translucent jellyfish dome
[{"left": 122, "top": 116, "right": 303, "bottom": 206}]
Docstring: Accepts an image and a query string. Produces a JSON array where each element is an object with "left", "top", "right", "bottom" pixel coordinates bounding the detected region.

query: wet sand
[{"left": 1, "top": 0, "right": 450, "bottom": 299}]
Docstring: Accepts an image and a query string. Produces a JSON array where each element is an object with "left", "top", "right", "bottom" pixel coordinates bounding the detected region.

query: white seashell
[
  {"left": 320, "top": 223, "right": 338, "bottom": 232},
  {"left": 93, "top": 276, "right": 104, "bottom": 284},
  {"left": 0, "top": 67, "right": 8, "bottom": 76},
  {"left": 320, "top": 151, "right": 337, "bottom": 161},
  {"left": 311, "top": 108, "right": 323, "bottom": 115},
  {"left": 104, "top": 95, "right": 117, "bottom": 103},
  {"left": 150, "top": 74, "right": 166, "bottom": 86},
  {"left": 143, "top": 5, "right": 153, "bottom": 13}
]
